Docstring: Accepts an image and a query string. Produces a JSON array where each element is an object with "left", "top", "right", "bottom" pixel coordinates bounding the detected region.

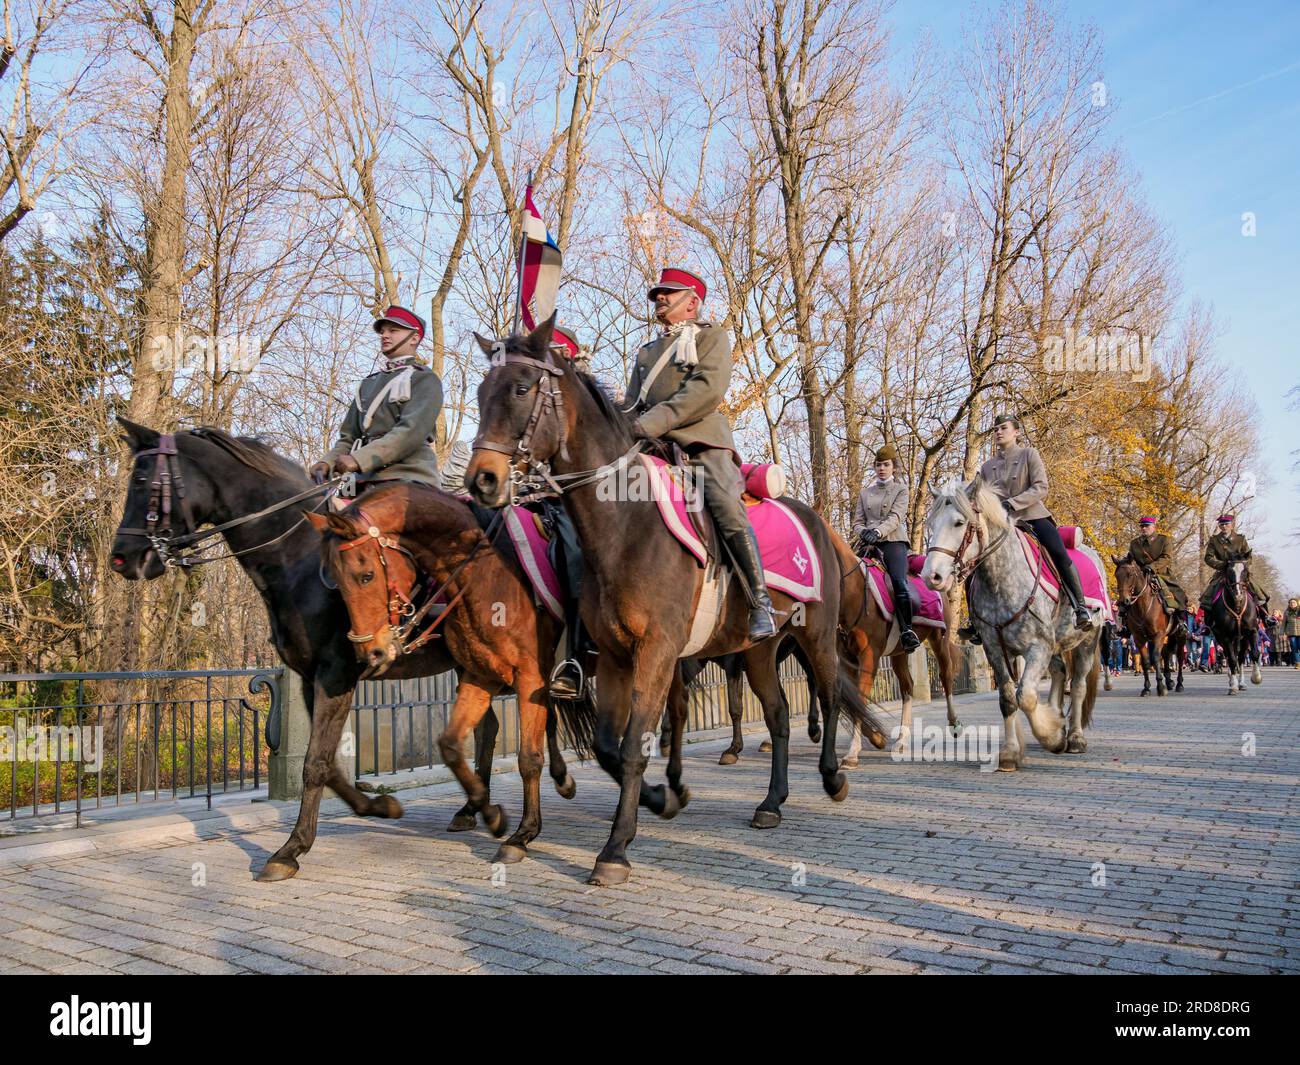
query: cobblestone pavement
[{"left": 2, "top": 668, "right": 1297, "bottom": 974}]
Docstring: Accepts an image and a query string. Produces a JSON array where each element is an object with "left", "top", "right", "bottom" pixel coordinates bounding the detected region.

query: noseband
[
  {"left": 926, "top": 492, "right": 1007, "bottom": 585},
  {"left": 116, "top": 434, "right": 194, "bottom": 562}
]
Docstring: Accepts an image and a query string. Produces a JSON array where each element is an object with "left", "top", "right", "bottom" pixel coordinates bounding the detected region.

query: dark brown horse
[
  {"left": 1113, "top": 555, "right": 1185, "bottom": 696},
  {"left": 307, "top": 483, "right": 596, "bottom": 864},
  {"left": 109, "top": 422, "right": 573, "bottom": 881},
  {"left": 463, "top": 317, "right": 885, "bottom": 886}
]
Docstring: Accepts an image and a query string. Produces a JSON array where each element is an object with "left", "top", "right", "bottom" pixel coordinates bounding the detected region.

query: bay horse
[
  {"left": 835, "top": 537, "right": 961, "bottom": 767},
  {"left": 1112, "top": 555, "right": 1185, "bottom": 696},
  {"left": 920, "top": 475, "right": 1099, "bottom": 771},
  {"left": 109, "top": 422, "right": 580, "bottom": 880},
  {"left": 1204, "top": 558, "right": 1263, "bottom": 694},
  {"left": 464, "top": 317, "right": 886, "bottom": 886},
  {"left": 307, "top": 484, "right": 597, "bottom": 863}
]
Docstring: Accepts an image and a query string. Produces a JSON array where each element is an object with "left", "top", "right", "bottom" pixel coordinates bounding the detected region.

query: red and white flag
[{"left": 517, "top": 185, "right": 562, "bottom": 332}]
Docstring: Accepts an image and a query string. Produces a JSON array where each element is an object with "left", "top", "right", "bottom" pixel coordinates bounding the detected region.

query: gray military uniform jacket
[
  {"left": 328, "top": 358, "right": 442, "bottom": 487},
  {"left": 622, "top": 321, "right": 736, "bottom": 454},
  {"left": 980, "top": 444, "right": 1050, "bottom": 521},
  {"left": 851, "top": 479, "right": 909, "bottom": 544}
]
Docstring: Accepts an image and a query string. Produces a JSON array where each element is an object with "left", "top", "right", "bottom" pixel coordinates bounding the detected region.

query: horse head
[
  {"left": 464, "top": 314, "right": 575, "bottom": 508},
  {"left": 920, "top": 474, "right": 1006, "bottom": 592},
  {"left": 1113, "top": 554, "right": 1145, "bottom": 606}
]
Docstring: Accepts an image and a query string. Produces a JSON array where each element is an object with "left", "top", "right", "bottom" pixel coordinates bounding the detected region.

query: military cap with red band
[
  {"left": 373, "top": 305, "right": 426, "bottom": 342},
  {"left": 1138, "top": 516, "right": 1157, "bottom": 525},
  {"left": 1217, "top": 514, "right": 1235, "bottom": 524},
  {"left": 648, "top": 267, "right": 706, "bottom": 301},
  {"left": 552, "top": 324, "right": 581, "bottom": 359}
]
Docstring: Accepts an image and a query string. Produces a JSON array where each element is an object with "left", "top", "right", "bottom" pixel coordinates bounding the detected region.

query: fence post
[
  {"left": 268, "top": 670, "right": 356, "bottom": 801},
  {"left": 908, "top": 645, "right": 932, "bottom": 704}
]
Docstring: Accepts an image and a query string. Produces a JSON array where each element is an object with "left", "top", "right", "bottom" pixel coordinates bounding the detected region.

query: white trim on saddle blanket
[
  {"left": 637, "top": 453, "right": 822, "bottom": 602},
  {"left": 502, "top": 506, "right": 564, "bottom": 621},
  {"left": 1018, "top": 525, "right": 1114, "bottom": 621},
  {"left": 860, "top": 559, "right": 947, "bottom": 629}
]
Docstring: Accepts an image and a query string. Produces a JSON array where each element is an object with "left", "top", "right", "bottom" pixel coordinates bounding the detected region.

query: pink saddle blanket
[
  {"left": 501, "top": 506, "right": 564, "bottom": 621},
  {"left": 638, "top": 454, "right": 822, "bottom": 602},
  {"left": 1018, "top": 528, "right": 1113, "bottom": 619},
  {"left": 862, "top": 560, "right": 946, "bottom": 629}
]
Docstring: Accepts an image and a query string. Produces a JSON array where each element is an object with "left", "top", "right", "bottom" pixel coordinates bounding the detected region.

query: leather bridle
[{"left": 331, "top": 506, "right": 502, "bottom": 655}]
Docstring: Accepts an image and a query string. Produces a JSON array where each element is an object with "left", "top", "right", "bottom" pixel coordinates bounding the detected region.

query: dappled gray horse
[{"left": 920, "top": 476, "right": 1100, "bottom": 771}]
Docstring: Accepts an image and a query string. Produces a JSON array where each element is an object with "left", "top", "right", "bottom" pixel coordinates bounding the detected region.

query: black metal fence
[{"left": 0, "top": 668, "right": 282, "bottom": 827}]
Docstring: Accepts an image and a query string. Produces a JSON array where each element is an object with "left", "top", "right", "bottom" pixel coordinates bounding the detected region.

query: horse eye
[
  {"left": 360, "top": 572, "right": 374, "bottom": 584},
  {"left": 514, "top": 383, "right": 531, "bottom": 396},
  {"left": 954, "top": 518, "right": 966, "bottom": 526}
]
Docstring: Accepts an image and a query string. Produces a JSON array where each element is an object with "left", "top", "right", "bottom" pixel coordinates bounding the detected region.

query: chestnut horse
[
  {"left": 1113, "top": 555, "right": 1185, "bottom": 696},
  {"left": 836, "top": 538, "right": 961, "bottom": 767},
  {"left": 464, "top": 318, "right": 886, "bottom": 886},
  {"left": 307, "top": 483, "right": 597, "bottom": 864}
]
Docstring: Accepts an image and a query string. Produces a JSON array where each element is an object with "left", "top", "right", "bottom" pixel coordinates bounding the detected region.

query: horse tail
[
  {"left": 835, "top": 651, "right": 889, "bottom": 749},
  {"left": 1082, "top": 640, "right": 1100, "bottom": 729},
  {"left": 551, "top": 689, "right": 598, "bottom": 761}
]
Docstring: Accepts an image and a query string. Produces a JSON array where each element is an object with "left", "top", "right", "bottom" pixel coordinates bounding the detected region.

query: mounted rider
[
  {"left": 1199, "top": 514, "right": 1268, "bottom": 612},
  {"left": 310, "top": 305, "right": 443, "bottom": 493},
  {"left": 851, "top": 443, "right": 920, "bottom": 653},
  {"left": 542, "top": 323, "right": 598, "bottom": 700},
  {"left": 623, "top": 267, "right": 776, "bottom": 641},
  {"left": 1126, "top": 516, "right": 1188, "bottom": 620},
  {"left": 978, "top": 414, "right": 1093, "bottom": 630}
]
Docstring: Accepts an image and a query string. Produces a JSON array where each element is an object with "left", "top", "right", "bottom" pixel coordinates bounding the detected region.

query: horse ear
[
  {"left": 117, "top": 416, "right": 159, "bottom": 453},
  {"left": 964, "top": 474, "right": 983, "bottom": 499},
  {"left": 472, "top": 332, "right": 496, "bottom": 357},
  {"left": 304, "top": 511, "right": 331, "bottom": 533},
  {"left": 326, "top": 512, "right": 356, "bottom": 538},
  {"left": 526, "top": 312, "right": 556, "bottom": 354},
  {"left": 1111, "top": 555, "right": 1123, "bottom": 566}
]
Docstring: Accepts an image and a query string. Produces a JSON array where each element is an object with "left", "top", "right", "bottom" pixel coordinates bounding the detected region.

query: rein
[
  {"left": 116, "top": 432, "right": 341, "bottom": 567},
  {"left": 333, "top": 506, "right": 504, "bottom": 654}
]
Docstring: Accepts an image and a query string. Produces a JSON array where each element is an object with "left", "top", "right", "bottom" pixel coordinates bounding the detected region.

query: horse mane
[
  {"left": 935, "top": 476, "right": 1008, "bottom": 531},
  {"left": 563, "top": 358, "right": 635, "bottom": 448},
  {"left": 185, "top": 426, "right": 305, "bottom": 482}
]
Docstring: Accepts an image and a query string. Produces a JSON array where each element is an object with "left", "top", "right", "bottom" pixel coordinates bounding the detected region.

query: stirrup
[
  {"left": 899, "top": 627, "right": 921, "bottom": 652},
  {"left": 548, "top": 657, "right": 585, "bottom": 701},
  {"left": 748, "top": 605, "right": 777, "bottom": 640}
]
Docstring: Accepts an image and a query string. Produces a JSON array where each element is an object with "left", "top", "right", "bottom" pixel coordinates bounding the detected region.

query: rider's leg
[
  {"left": 880, "top": 540, "right": 920, "bottom": 652},
  {"left": 546, "top": 502, "right": 591, "bottom": 700},
  {"left": 1026, "top": 517, "right": 1091, "bottom": 629},
  {"left": 694, "top": 448, "right": 775, "bottom": 640}
]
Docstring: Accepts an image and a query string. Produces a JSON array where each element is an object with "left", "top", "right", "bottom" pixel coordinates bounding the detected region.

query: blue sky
[{"left": 889, "top": 0, "right": 1300, "bottom": 590}]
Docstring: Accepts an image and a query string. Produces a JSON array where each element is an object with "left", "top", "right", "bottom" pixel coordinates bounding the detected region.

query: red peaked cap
[
  {"left": 373, "top": 305, "right": 425, "bottom": 342},
  {"left": 1138, "top": 516, "right": 1157, "bottom": 525},
  {"left": 1217, "top": 514, "right": 1236, "bottom": 524},
  {"left": 648, "top": 267, "right": 706, "bottom": 301},
  {"left": 552, "top": 324, "right": 580, "bottom": 359}
]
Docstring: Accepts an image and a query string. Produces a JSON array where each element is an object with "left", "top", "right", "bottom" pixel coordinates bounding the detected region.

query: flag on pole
[{"left": 517, "top": 185, "right": 562, "bottom": 332}]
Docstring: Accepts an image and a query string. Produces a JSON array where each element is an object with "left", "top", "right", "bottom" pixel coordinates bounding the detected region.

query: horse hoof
[
  {"left": 996, "top": 759, "right": 1019, "bottom": 773},
  {"left": 659, "top": 743, "right": 671, "bottom": 758},
  {"left": 1066, "top": 735, "right": 1087, "bottom": 754},
  {"left": 483, "top": 805, "right": 509, "bottom": 838},
  {"left": 1157, "top": 689, "right": 1166, "bottom": 697},
  {"left": 839, "top": 756, "right": 859, "bottom": 770},
  {"left": 1140, "top": 689, "right": 1149, "bottom": 697},
  {"left": 1226, "top": 688, "right": 1237, "bottom": 696},
  {"left": 827, "top": 775, "right": 849, "bottom": 802},
  {"left": 675, "top": 786, "right": 690, "bottom": 809},
  {"left": 718, "top": 750, "right": 739, "bottom": 766},
  {"left": 446, "top": 812, "right": 477, "bottom": 832},
  {"left": 808, "top": 723, "right": 822, "bottom": 744},
  {"left": 257, "top": 858, "right": 299, "bottom": 883},
  {"left": 1175, "top": 683, "right": 1184, "bottom": 692},
  {"left": 758, "top": 740, "right": 773, "bottom": 754},
  {"left": 657, "top": 788, "right": 682, "bottom": 821},
  {"left": 950, "top": 721, "right": 964, "bottom": 736},
  {"left": 588, "top": 861, "right": 630, "bottom": 887},
  {"left": 495, "top": 843, "right": 528, "bottom": 865},
  {"left": 371, "top": 795, "right": 403, "bottom": 819},
  {"left": 868, "top": 731, "right": 887, "bottom": 750},
  {"left": 751, "top": 809, "right": 782, "bottom": 829},
  {"left": 554, "top": 773, "right": 576, "bottom": 800}
]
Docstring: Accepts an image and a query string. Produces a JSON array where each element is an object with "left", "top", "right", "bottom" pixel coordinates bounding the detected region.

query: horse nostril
[{"left": 111, "top": 555, "right": 125, "bottom": 568}]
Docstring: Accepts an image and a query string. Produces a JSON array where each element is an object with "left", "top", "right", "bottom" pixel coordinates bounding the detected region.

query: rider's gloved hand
[
  {"left": 863, "top": 529, "right": 880, "bottom": 546},
  {"left": 332, "top": 454, "right": 361, "bottom": 476},
  {"left": 630, "top": 419, "right": 652, "bottom": 441},
  {"left": 1002, "top": 499, "right": 1015, "bottom": 515},
  {"left": 309, "top": 461, "right": 331, "bottom": 485}
]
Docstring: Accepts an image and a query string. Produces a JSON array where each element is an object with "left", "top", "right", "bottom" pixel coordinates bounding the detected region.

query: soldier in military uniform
[
  {"left": 979, "top": 414, "right": 1092, "bottom": 630},
  {"left": 310, "top": 305, "right": 443, "bottom": 492},
  {"left": 850, "top": 443, "right": 919, "bottom": 652},
  {"left": 1127, "top": 516, "right": 1188, "bottom": 616},
  {"left": 1200, "top": 514, "right": 1269, "bottom": 612},
  {"left": 622, "top": 267, "right": 775, "bottom": 640}
]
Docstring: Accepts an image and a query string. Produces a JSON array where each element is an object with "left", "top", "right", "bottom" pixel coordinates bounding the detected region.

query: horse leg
[
  {"left": 934, "top": 634, "right": 962, "bottom": 734},
  {"left": 664, "top": 663, "right": 691, "bottom": 807},
  {"left": 496, "top": 667, "right": 548, "bottom": 864},
  {"left": 804, "top": 653, "right": 822, "bottom": 745},
  {"left": 545, "top": 706, "right": 577, "bottom": 799},
  {"left": 1153, "top": 630, "right": 1167, "bottom": 696},
  {"left": 891, "top": 651, "right": 914, "bottom": 756},
  {"left": 588, "top": 645, "right": 677, "bottom": 886},
  {"left": 1065, "top": 642, "right": 1093, "bottom": 753},
  {"left": 1138, "top": 637, "right": 1153, "bottom": 696},
  {"left": 719, "top": 662, "right": 746, "bottom": 765},
  {"left": 437, "top": 678, "right": 509, "bottom": 838},
  {"left": 258, "top": 685, "right": 353, "bottom": 882},
  {"left": 993, "top": 660, "right": 1024, "bottom": 772},
  {"left": 741, "top": 643, "right": 792, "bottom": 826},
  {"left": 1018, "top": 644, "right": 1067, "bottom": 754},
  {"left": 1048, "top": 654, "right": 1066, "bottom": 713},
  {"left": 448, "top": 707, "right": 498, "bottom": 831},
  {"left": 839, "top": 629, "right": 875, "bottom": 769}
]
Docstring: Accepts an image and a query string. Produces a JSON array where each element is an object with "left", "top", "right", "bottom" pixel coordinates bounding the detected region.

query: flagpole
[{"left": 512, "top": 168, "right": 533, "bottom": 336}]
